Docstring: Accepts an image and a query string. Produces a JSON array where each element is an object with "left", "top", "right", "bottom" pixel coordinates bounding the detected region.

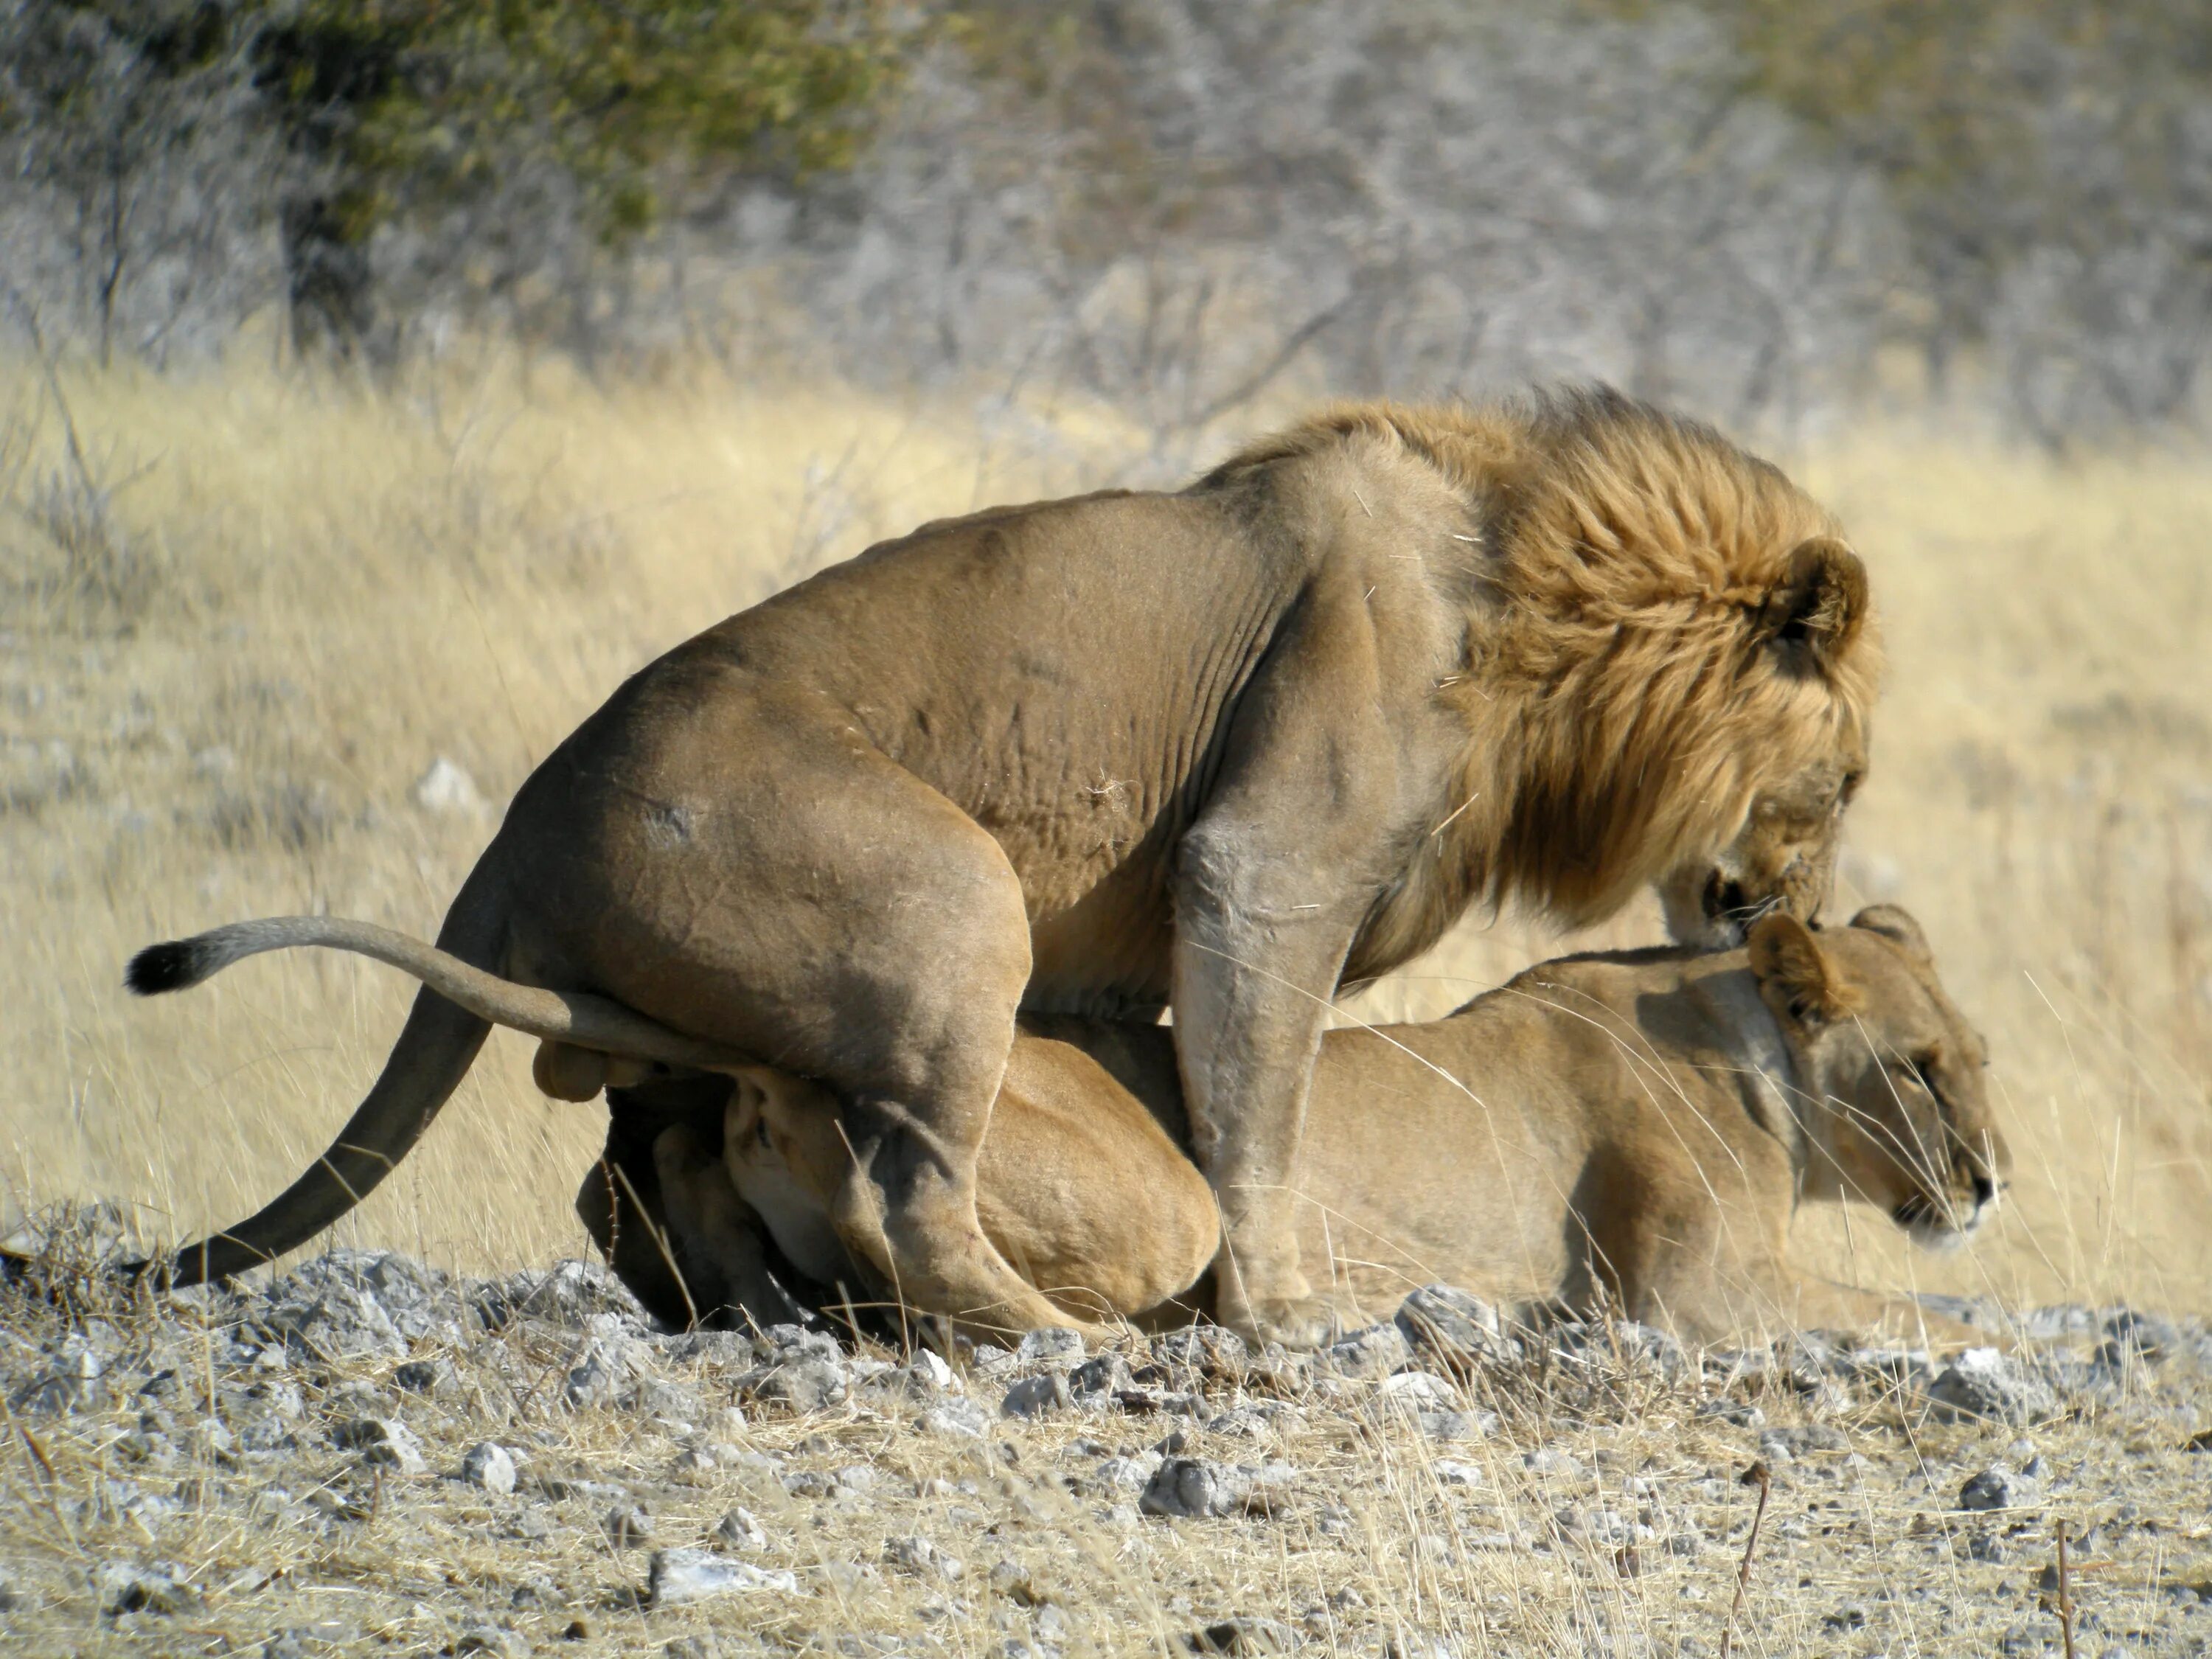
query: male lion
[
  {"left": 134, "top": 905, "right": 1999, "bottom": 1342},
  {"left": 132, "top": 387, "right": 1876, "bottom": 1343}
]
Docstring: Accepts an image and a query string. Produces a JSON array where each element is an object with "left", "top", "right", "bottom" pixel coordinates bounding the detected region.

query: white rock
[
  {"left": 1397, "top": 1284, "right": 1517, "bottom": 1369},
  {"left": 1001, "top": 1372, "right": 1074, "bottom": 1418},
  {"left": 647, "top": 1548, "right": 799, "bottom": 1607},
  {"left": 1416, "top": 1408, "right": 1491, "bottom": 1443},
  {"left": 1326, "top": 1322, "right": 1412, "bottom": 1380},
  {"left": 1138, "top": 1456, "right": 1293, "bottom": 1519},
  {"left": 1521, "top": 1447, "right": 1585, "bottom": 1478},
  {"left": 1017, "top": 1327, "right": 1086, "bottom": 1366},
  {"left": 1927, "top": 1347, "right": 2059, "bottom": 1425},
  {"left": 1380, "top": 1370, "right": 1457, "bottom": 1407},
  {"left": 333, "top": 1417, "right": 425, "bottom": 1476},
  {"left": 715, "top": 1507, "right": 768, "bottom": 1551},
  {"left": 923, "top": 1399, "right": 994, "bottom": 1439},
  {"left": 411, "top": 757, "right": 486, "bottom": 818},
  {"left": 1094, "top": 1450, "right": 1164, "bottom": 1492},
  {"left": 885, "top": 1534, "right": 965, "bottom": 1581},
  {"left": 459, "top": 1441, "right": 516, "bottom": 1495},
  {"left": 908, "top": 1350, "right": 957, "bottom": 1394},
  {"left": 833, "top": 1463, "right": 881, "bottom": 1494}
]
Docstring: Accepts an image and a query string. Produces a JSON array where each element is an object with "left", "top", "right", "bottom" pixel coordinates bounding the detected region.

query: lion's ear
[
  {"left": 1761, "top": 537, "right": 1868, "bottom": 671},
  {"left": 1848, "top": 903, "right": 1931, "bottom": 963},
  {"left": 1747, "top": 912, "right": 1857, "bottom": 1029}
]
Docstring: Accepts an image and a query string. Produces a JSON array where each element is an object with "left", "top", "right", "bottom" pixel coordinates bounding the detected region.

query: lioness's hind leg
[{"left": 653, "top": 1124, "right": 805, "bottom": 1331}]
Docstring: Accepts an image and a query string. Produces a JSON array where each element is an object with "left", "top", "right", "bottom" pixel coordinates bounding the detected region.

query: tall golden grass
[{"left": 3, "top": 351, "right": 2206, "bottom": 1318}]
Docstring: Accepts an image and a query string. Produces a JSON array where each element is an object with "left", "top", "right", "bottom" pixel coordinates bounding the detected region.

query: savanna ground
[{"left": 2, "top": 347, "right": 2210, "bottom": 1655}]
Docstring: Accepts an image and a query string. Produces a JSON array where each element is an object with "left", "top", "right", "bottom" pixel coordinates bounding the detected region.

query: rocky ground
[{"left": 4, "top": 1214, "right": 2211, "bottom": 1658}]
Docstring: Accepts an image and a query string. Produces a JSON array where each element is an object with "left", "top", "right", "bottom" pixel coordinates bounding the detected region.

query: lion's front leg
[
  {"left": 1173, "top": 838, "right": 1371, "bottom": 1349},
  {"left": 1168, "top": 550, "right": 1439, "bottom": 1347}
]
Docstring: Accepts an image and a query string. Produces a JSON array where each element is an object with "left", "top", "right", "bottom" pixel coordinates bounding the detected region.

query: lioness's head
[
  {"left": 720, "top": 1066, "right": 852, "bottom": 1288},
  {"left": 1747, "top": 905, "right": 2006, "bottom": 1245}
]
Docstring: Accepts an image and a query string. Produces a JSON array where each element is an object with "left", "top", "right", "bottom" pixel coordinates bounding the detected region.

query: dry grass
[
  {"left": 4, "top": 1228, "right": 2207, "bottom": 1659},
  {"left": 1, "top": 349, "right": 2208, "bottom": 1322}
]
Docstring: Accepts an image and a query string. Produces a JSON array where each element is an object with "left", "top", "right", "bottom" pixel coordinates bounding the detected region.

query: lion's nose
[
  {"left": 1971, "top": 1172, "right": 1997, "bottom": 1209},
  {"left": 1705, "top": 874, "right": 1748, "bottom": 919}
]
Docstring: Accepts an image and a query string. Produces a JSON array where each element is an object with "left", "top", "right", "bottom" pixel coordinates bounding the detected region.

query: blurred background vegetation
[{"left": 4, "top": 0, "right": 2208, "bottom": 445}]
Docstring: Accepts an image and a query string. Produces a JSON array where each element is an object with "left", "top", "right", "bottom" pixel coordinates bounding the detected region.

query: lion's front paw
[{"left": 1220, "top": 1291, "right": 1338, "bottom": 1352}]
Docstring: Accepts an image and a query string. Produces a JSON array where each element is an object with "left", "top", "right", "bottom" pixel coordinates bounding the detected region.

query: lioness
[
  {"left": 133, "top": 905, "right": 2000, "bottom": 1341},
  {"left": 136, "top": 388, "right": 1877, "bottom": 1342},
  {"left": 702, "top": 905, "right": 2005, "bottom": 1338}
]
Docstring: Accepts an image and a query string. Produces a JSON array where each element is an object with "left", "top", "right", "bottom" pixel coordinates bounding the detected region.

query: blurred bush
[{"left": 1, "top": 0, "right": 2206, "bottom": 442}]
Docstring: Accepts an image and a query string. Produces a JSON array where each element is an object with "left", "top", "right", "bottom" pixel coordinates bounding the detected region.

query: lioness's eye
[{"left": 1905, "top": 1056, "right": 1950, "bottom": 1111}]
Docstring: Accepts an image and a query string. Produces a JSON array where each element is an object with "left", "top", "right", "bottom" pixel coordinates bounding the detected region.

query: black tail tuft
[{"left": 126, "top": 939, "right": 212, "bottom": 995}]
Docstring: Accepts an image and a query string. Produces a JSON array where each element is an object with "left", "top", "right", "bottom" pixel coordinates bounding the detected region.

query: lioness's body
[
  {"left": 726, "top": 909, "right": 2004, "bottom": 1339},
  {"left": 1281, "top": 919, "right": 2000, "bottom": 1332},
  {"left": 715, "top": 1029, "right": 1221, "bottom": 1326},
  {"left": 142, "top": 389, "right": 1877, "bottom": 1342}
]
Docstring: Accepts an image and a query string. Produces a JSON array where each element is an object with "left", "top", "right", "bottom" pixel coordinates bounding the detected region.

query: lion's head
[
  {"left": 1656, "top": 668, "right": 1870, "bottom": 947},
  {"left": 1422, "top": 391, "right": 1882, "bottom": 953},
  {"left": 1748, "top": 905, "right": 2006, "bottom": 1245}
]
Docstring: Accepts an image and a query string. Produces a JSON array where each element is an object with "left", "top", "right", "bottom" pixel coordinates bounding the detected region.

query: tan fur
[
  {"left": 720, "top": 1046, "right": 1220, "bottom": 1328},
  {"left": 135, "top": 386, "right": 1877, "bottom": 1344},
  {"left": 712, "top": 906, "right": 2004, "bottom": 1342}
]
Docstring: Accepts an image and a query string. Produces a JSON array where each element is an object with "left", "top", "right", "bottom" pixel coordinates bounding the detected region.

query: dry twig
[
  {"left": 2056, "top": 1517, "right": 2076, "bottom": 1659},
  {"left": 1718, "top": 1458, "right": 1773, "bottom": 1659}
]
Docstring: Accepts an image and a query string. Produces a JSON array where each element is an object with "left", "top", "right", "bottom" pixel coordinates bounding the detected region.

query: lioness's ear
[
  {"left": 726, "top": 1068, "right": 773, "bottom": 1136},
  {"left": 1761, "top": 537, "right": 1868, "bottom": 670},
  {"left": 1848, "top": 903, "right": 1931, "bottom": 963},
  {"left": 1747, "top": 912, "right": 1857, "bottom": 1029}
]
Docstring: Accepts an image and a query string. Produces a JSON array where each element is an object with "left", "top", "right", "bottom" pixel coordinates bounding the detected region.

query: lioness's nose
[{"left": 1971, "top": 1172, "right": 1997, "bottom": 1208}]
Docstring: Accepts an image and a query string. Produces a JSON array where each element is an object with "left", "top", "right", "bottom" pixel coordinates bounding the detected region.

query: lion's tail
[
  {"left": 126, "top": 914, "right": 749, "bottom": 1071},
  {"left": 135, "top": 871, "right": 751, "bottom": 1289}
]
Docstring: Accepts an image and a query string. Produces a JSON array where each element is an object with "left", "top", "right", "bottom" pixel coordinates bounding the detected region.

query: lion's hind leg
[{"left": 577, "top": 712, "right": 1093, "bottom": 1342}]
